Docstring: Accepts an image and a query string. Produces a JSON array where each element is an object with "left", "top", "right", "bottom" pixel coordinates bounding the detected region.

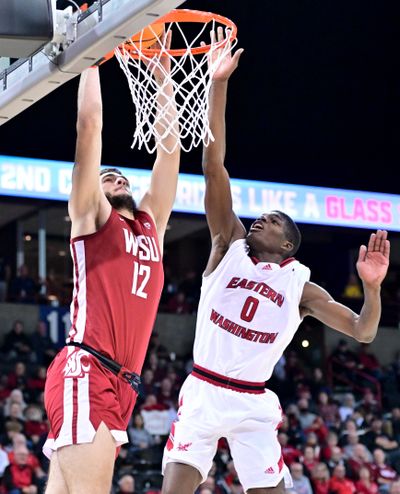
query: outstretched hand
[
  {"left": 356, "top": 230, "right": 390, "bottom": 288},
  {"left": 204, "top": 26, "right": 244, "bottom": 82}
]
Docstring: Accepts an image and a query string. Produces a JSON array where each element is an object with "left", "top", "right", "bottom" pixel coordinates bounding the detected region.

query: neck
[
  {"left": 117, "top": 208, "right": 135, "bottom": 220},
  {"left": 248, "top": 248, "right": 284, "bottom": 264}
]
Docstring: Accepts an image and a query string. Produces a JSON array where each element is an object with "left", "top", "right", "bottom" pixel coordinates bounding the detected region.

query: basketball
[{"left": 130, "top": 22, "right": 164, "bottom": 48}]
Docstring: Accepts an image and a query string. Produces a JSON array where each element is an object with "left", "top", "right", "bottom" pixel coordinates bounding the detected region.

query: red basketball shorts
[{"left": 43, "top": 346, "right": 137, "bottom": 459}]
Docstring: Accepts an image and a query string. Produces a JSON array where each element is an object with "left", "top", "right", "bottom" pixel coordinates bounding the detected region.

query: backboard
[{"left": 0, "top": 0, "right": 186, "bottom": 125}]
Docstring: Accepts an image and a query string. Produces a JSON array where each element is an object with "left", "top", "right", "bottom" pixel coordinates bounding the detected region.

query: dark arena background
[{"left": 0, "top": 0, "right": 399, "bottom": 493}]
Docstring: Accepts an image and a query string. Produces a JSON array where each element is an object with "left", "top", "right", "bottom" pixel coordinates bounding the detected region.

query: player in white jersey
[{"left": 161, "top": 29, "right": 390, "bottom": 494}]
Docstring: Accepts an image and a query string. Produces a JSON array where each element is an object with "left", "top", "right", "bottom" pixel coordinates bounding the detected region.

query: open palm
[
  {"left": 206, "top": 27, "right": 244, "bottom": 82},
  {"left": 356, "top": 230, "right": 390, "bottom": 287}
]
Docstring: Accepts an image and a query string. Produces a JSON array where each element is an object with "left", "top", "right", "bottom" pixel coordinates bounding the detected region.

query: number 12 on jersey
[{"left": 131, "top": 261, "right": 150, "bottom": 299}]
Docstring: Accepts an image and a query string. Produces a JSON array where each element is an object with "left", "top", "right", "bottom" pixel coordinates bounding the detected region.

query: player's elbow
[
  {"left": 353, "top": 331, "right": 376, "bottom": 344},
  {"left": 76, "top": 106, "right": 103, "bottom": 132}
]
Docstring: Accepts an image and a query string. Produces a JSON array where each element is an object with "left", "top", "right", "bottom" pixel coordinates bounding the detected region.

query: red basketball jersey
[{"left": 66, "top": 208, "right": 164, "bottom": 374}]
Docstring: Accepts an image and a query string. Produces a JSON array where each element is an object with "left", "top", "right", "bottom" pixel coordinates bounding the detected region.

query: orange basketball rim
[{"left": 123, "top": 9, "right": 238, "bottom": 58}]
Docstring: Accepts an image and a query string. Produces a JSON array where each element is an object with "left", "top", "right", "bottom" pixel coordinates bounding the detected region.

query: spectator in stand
[
  {"left": 157, "top": 377, "right": 177, "bottom": 409},
  {"left": 26, "top": 367, "right": 47, "bottom": 403},
  {"left": 1, "top": 320, "right": 33, "bottom": 363},
  {"left": 339, "top": 417, "right": 365, "bottom": 447},
  {"left": 277, "top": 432, "right": 301, "bottom": 467},
  {"left": 8, "top": 434, "right": 46, "bottom": 480},
  {"left": 148, "top": 332, "right": 170, "bottom": 361},
  {"left": 355, "top": 465, "right": 379, "bottom": 494},
  {"left": 328, "top": 463, "right": 356, "bottom": 494},
  {"left": 304, "top": 432, "right": 321, "bottom": 458},
  {"left": 8, "top": 264, "right": 39, "bottom": 304},
  {"left": 370, "top": 448, "right": 398, "bottom": 492},
  {"left": 166, "top": 290, "right": 192, "bottom": 314},
  {"left": 0, "top": 422, "right": 24, "bottom": 451},
  {"left": 309, "top": 367, "right": 332, "bottom": 397},
  {"left": 297, "top": 398, "right": 317, "bottom": 430},
  {"left": 7, "top": 362, "right": 28, "bottom": 393},
  {"left": 128, "top": 412, "right": 155, "bottom": 453},
  {"left": 357, "top": 343, "right": 384, "bottom": 381},
  {"left": 316, "top": 390, "right": 340, "bottom": 428},
  {"left": 138, "top": 368, "right": 157, "bottom": 401},
  {"left": 23, "top": 405, "right": 48, "bottom": 446},
  {"left": 3, "top": 445, "right": 38, "bottom": 494},
  {"left": 362, "top": 417, "right": 400, "bottom": 466},
  {"left": 301, "top": 445, "right": 320, "bottom": 477},
  {"left": 116, "top": 474, "right": 135, "bottom": 494},
  {"left": 347, "top": 443, "right": 373, "bottom": 480},
  {"left": 3, "top": 390, "right": 27, "bottom": 418},
  {"left": 359, "top": 388, "right": 382, "bottom": 416},
  {"left": 338, "top": 393, "right": 357, "bottom": 423},
  {"left": 343, "top": 433, "right": 362, "bottom": 459},
  {"left": 330, "top": 339, "right": 360, "bottom": 383},
  {"left": 326, "top": 446, "right": 349, "bottom": 476},
  {"left": 304, "top": 416, "right": 329, "bottom": 446},
  {"left": 321, "top": 430, "right": 340, "bottom": 462},
  {"left": 30, "top": 321, "right": 57, "bottom": 367},
  {"left": 146, "top": 352, "right": 165, "bottom": 385},
  {"left": 3, "top": 402, "right": 26, "bottom": 434},
  {"left": 283, "top": 408, "right": 306, "bottom": 447},
  {"left": 290, "top": 462, "right": 313, "bottom": 494},
  {"left": 311, "top": 462, "right": 330, "bottom": 494},
  {"left": 223, "top": 460, "right": 241, "bottom": 490}
]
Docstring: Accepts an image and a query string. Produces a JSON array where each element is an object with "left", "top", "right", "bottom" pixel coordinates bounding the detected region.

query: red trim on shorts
[
  {"left": 192, "top": 364, "right": 266, "bottom": 394},
  {"left": 72, "top": 378, "right": 78, "bottom": 444},
  {"left": 278, "top": 454, "right": 284, "bottom": 473}
]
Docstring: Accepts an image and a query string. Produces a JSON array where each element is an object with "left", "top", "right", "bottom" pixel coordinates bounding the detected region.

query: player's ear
[{"left": 282, "top": 240, "right": 293, "bottom": 253}]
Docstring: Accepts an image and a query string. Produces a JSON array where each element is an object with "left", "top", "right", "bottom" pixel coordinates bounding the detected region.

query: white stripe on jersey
[{"left": 68, "top": 240, "right": 87, "bottom": 343}]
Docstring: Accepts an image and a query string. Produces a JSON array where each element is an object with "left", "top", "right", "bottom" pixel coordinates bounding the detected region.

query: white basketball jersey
[{"left": 193, "top": 239, "right": 311, "bottom": 382}]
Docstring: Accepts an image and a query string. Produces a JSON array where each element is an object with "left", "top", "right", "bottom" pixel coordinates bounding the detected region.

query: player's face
[
  {"left": 246, "top": 211, "right": 289, "bottom": 254},
  {"left": 101, "top": 172, "right": 137, "bottom": 213},
  {"left": 100, "top": 173, "right": 132, "bottom": 197}
]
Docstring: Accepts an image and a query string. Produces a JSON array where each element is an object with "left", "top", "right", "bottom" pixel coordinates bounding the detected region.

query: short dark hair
[
  {"left": 276, "top": 210, "right": 302, "bottom": 258},
  {"left": 100, "top": 167, "right": 123, "bottom": 177}
]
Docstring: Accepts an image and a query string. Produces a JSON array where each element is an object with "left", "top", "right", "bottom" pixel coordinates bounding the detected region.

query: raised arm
[
  {"left": 301, "top": 230, "right": 390, "bottom": 343},
  {"left": 69, "top": 67, "right": 110, "bottom": 237},
  {"left": 139, "top": 31, "right": 180, "bottom": 245},
  {"left": 202, "top": 29, "right": 245, "bottom": 249}
]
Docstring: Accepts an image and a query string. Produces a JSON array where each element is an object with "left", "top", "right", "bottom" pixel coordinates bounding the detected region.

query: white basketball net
[{"left": 114, "top": 18, "right": 237, "bottom": 154}]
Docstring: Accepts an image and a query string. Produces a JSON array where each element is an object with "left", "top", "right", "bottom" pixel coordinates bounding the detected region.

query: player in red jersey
[{"left": 43, "top": 33, "right": 180, "bottom": 494}]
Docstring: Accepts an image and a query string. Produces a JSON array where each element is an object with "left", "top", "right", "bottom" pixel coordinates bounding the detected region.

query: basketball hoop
[{"left": 114, "top": 9, "right": 238, "bottom": 154}]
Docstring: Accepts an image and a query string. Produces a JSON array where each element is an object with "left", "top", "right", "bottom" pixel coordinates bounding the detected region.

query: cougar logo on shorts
[{"left": 63, "top": 349, "right": 91, "bottom": 378}]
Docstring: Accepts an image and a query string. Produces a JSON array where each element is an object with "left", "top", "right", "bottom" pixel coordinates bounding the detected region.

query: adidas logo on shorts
[{"left": 264, "top": 466, "right": 275, "bottom": 474}]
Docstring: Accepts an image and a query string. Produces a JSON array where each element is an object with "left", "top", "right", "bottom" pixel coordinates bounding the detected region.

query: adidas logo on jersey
[
  {"left": 143, "top": 222, "right": 151, "bottom": 229},
  {"left": 262, "top": 264, "right": 272, "bottom": 270},
  {"left": 264, "top": 466, "right": 275, "bottom": 474}
]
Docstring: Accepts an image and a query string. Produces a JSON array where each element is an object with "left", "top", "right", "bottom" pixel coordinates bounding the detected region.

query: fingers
[
  {"left": 367, "top": 230, "right": 388, "bottom": 254},
  {"left": 163, "top": 28, "right": 172, "bottom": 50},
  {"left": 358, "top": 244, "right": 367, "bottom": 263},
  {"left": 232, "top": 48, "right": 244, "bottom": 66}
]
